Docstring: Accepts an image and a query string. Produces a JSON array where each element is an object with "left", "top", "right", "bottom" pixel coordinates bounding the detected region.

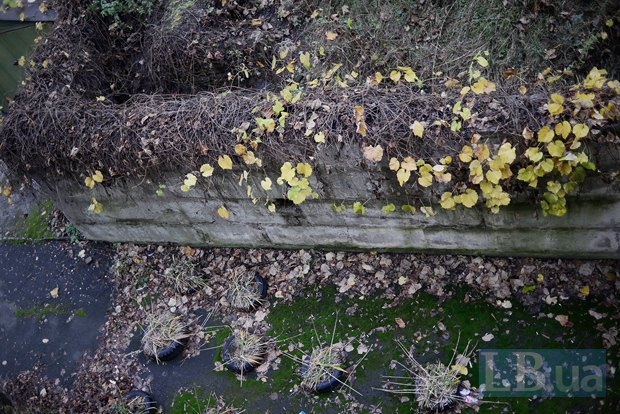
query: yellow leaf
[
  {"left": 547, "top": 140, "right": 565, "bottom": 157},
  {"left": 88, "top": 198, "right": 104, "bottom": 214},
  {"left": 548, "top": 102, "right": 564, "bottom": 116},
  {"left": 352, "top": 201, "right": 366, "bottom": 214},
  {"left": 217, "top": 206, "right": 229, "bottom": 219},
  {"left": 498, "top": 143, "right": 516, "bottom": 164},
  {"left": 475, "top": 144, "right": 490, "bottom": 161},
  {"left": 537, "top": 126, "right": 555, "bottom": 143},
  {"left": 401, "top": 156, "right": 417, "bottom": 171},
  {"left": 325, "top": 31, "right": 338, "bottom": 41},
  {"left": 278, "top": 162, "right": 295, "bottom": 184},
  {"left": 389, "top": 158, "right": 400, "bottom": 171},
  {"left": 363, "top": 145, "right": 384, "bottom": 162},
  {"left": 90, "top": 170, "right": 103, "bottom": 183},
  {"left": 459, "top": 145, "right": 473, "bottom": 163},
  {"left": 300, "top": 52, "right": 311, "bottom": 69},
  {"left": 476, "top": 56, "right": 489, "bottom": 67},
  {"left": 573, "top": 123, "right": 589, "bottom": 139},
  {"left": 96, "top": 96, "right": 105, "bottom": 102},
  {"left": 440, "top": 192, "right": 456, "bottom": 210},
  {"left": 184, "top": 173, "right": 197, "bottom": 187},
  {"left": 551, "top": 93, "right": 565, "bottom": 104},
  {"left": 525, "top": 147, "right": 543, "bottom": 162},
  {"left": 354, "top": 105, "right": 367, "bottom": 137},
  {"left": 396, "top": 168, "right": 410, "bottom": 187},
  {"left": 403, "top": 68, "right": 420, "bottom": 84},
  {"left": 296, "top": 162, "right": 313, "bottom": 177},
  {"left": 554, "top": 121, "right": 571, "bottom": 139},
  {"left": 84, "top": 177, "right": 94, "bottom": 189},
  {"left": 389, "top": 70, "right": 401, "bottom": 83},
  {"left": 17, "top": 56, "right": 25, "bottom": 67},
  {"left": 460, "top": 188, "right": 479, "bottom": 208},
  {"left": 199, "top": 164, "right": 214, "bottom": 177},
  {"left": 50, "top": 287, "right": 59, "bottom": 299},
  {"left": 218, "top": 155, "right": 233, "bottom": 170},
  {"left": 584, "top": 67, "right": 607, "bottom": 90},
  {"left": 460, "top": 107, "right": 471, "bottom": 121},
  {"left": 398, "top": 276, "right": 407, "bottom": 285},
  {"left": 471, "top": 77, "right": 496, "bottom": 94},
  {"left": 579, "top": 285, "right": 590, "bottom": 296},
  {"left": 451, "top": 364, "right": 468, "bottom": 375},
  {"left": 418, "top": 173, "right": 433, "bottom": 187},
  {"left": 261, "top": 177, "right": 272, "bottom": 191},
  {"left": 420, "top": 206, "right": 436, "bottom": 217},
  {"left": 382, "top": 204, "right": 396, "bottom": 214},
  {"left": 486, "top": 170, "right": 501, "bottom": 184},
  {"left": 518, "top": 85, "right": 527, "bottom": 95},
  {"left": 411, "top": 121, "right": 424, "bottom": 138},
  {"left": 268, "top": 203, "right": 276, "bottom": 213},
  {"left": 314, "top": 131, "right": 326, "bottom": 143}
]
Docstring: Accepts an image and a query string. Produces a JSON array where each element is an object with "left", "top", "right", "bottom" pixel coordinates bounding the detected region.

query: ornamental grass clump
[
  {"left": 163, "top": 257, "right": 206, "bottom": 293},
  {"left": 300, "top": 345, "right": 345, "bottom": 391},
  {"left": 226, "top": 271, "right": 264, "bottom": 311},
  {"left": 381, "top": 336, "right": 475, "bottom": 412},
  {"left": 141, "top": 311, "right": 189, "bottom": 363},
  {"left": 224, "top": 330, "right": 267, "bottom": 371}
]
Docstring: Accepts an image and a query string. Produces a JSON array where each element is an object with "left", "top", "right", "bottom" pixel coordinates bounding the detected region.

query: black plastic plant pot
[
  {"left": 148, "top": 335, "right": 189, "bottom": 363},
  {"left": 221, "top": 335, "right": 264, "bottom": 374},
  {"left": 228, "top": 273, "right": 268, "bottom": 310},
  {"left": 124, "top": 390, "right": 158, "bottom": 414},
  {"left": 0, "top": 392, "right": 12, "bottom": 412},
  {"left": 300, "top": 355, "right": 346, "bottom": 394},
  {"left": 255, "top": 274, "right": 268, "bottom": 300}
]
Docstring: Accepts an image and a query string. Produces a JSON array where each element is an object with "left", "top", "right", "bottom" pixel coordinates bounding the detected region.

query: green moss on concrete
[{"left": 6, "top": 199, "right": 54, "bottom": 244}]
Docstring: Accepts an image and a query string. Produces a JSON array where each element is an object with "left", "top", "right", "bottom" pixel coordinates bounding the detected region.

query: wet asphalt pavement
[{"left": 0, "top": 242, "right": 113, "bottom": 387}]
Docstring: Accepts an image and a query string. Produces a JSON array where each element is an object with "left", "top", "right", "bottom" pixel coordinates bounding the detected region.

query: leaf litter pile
[{"left": 2, "top": 242, "right": 618, "bottom": 412}]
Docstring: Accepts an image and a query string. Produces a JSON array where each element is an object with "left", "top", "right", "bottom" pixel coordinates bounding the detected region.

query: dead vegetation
[
  {"left": 0, "top": 0, "right": 618, "bottom": 181},
  {"left": 140, "top": 310, "right": 189, "bottom": 363}
]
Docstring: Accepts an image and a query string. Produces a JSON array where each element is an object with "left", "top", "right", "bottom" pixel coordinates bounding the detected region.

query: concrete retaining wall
[{"left": 38, "top": 158, "right": 620, "bottom": 259}]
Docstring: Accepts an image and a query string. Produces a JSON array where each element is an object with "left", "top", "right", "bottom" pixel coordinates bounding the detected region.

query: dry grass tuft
[
  {"left": 163, "top": 256, "right": 206, "bottom": 293},
  {"left": 381, "top": 336, "right": 476, "bottom": 411},
  {"left": 226, "top": 270, "right": 264, "bottom": 311},
  {"left": 141, "top": 311, "right": 189, "bottom": 363},
  {"left": 224, "top": 330, "right": 268, "bottom": 371},
  {"left": 301, "top": 345, "right": 345, "bottom": 391}
]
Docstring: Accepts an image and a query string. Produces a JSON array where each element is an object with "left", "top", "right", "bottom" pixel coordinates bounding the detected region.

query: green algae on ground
[
  {"left": 15, "top": 304, "right": 87, "bottom": 321},
  {"left": 172, "top": 286, "right": 618, "bottom": 413},
  {"left": 6, "top": 199, "right": 54, "bottom": 243}
]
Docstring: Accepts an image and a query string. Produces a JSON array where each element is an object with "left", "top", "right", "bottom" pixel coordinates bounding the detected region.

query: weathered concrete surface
[
  {"left": 0, "top": 161, "right": 38, "bottom": 237},
  {"left": 0, "top": 242, "right": 113, "bottom": 386},
  {"left": 38, "top": 165, "right": 620, "bottom": 259}
]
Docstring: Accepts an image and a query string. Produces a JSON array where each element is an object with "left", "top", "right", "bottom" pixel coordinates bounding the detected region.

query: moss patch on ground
[
  {"left": 6, "top": 199, "right": 54, "bottom": 243},
  {"left": 171, "top": 285, "right": 618, "bottom": 413},
  {"left": 15, "top": 304, "right": 87, "bottom": 321}
]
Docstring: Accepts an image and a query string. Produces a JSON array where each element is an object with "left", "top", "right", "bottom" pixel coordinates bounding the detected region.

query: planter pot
[
  {"left": 144, "top": 335, "right": 189, "bottom": 363},
  {"left": 301, "top": 355, "right": 346, "bottom": 394},
  {"left": 221, "top": 334, "right": 265, "bottom": 374},
  {"left": 227, "top": 273, "right": 268, "bottom": 310},
  {"left": 0, "top": 392, "right": 12, "bottom": 414},
  {"left": 124, "top": 390, "right": 158, "bottom": 414}
]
